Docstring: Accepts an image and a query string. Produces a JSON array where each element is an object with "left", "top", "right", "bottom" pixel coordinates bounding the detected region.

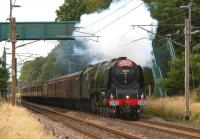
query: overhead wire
[
  {"left": 13, "top": 0, "right": 17, "bottom": 5},
  {"left": 159, "top": 12, "right": 186, "bottom": 24},
  {"left": 138, "top": 26, "right": 185, "bottom": 48},
  {"left": 133, "top": 9, "right": 187, "bottom": 48},
  {"left": 94, "top": 2, "right": 144, "bottom": 34},
  {"left": 85, "top": 0, "right": 133, "bottom": 28},
  {"left": 5, "top": 1, "right": 186, "bottom": 70},
  {"left": 16, "top": 40, "right": 41, "bottom": 48},
  {"left": 110, "top": 6, "right": 184, "bottom": 47},
  {"left": 120, "top": 11, "right": 185, "bottom": 39},
  {"left": 120, "top": 28, "right": 134, "bottom": 38},
  {"left": 173, "top": 34, "right": 184, "bottom": 41},
  {"left": 120, "top": 36, "right": 168, "bottom": 48}
]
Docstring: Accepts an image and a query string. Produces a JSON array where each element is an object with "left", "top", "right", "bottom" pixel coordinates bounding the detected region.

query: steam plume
[{"left": 73, "top": 0, "right": 157, "bottom": 66}]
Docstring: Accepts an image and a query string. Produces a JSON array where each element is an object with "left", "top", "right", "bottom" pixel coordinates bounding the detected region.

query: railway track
[
  {"left": 130, "top": 119, "right": 200, "bottom": 139},
  {"left": 87, "top": 113, "right": 200, "bottom": 139},
  {"left": 68, "top": 109, "right": 200, "bottom": 139},
  {"left": 22, "top": 101, "right": 200, "bottom": 138},
  {"left": 22, "top": 101, "right": 141, "bottom": 139},
  {"left": 58, "top": 109, "right": 200, "bottom": 139}
]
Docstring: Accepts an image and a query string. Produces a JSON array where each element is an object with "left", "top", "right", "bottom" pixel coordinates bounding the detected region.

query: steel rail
[
  {"left": 130, "top": 120, "right": 200, "bottom": 139},
  {"left": 140, "top": 119, "right": 200, "bottom": 134},
  {"left": 22, "top": 102, "right": 100, "bottom": 139},
  {"left": 87, "top": 113, "right": 200, "bottom": 139},
  {"left": 22, "top": 101, "right": 141, "bottom": 139}
]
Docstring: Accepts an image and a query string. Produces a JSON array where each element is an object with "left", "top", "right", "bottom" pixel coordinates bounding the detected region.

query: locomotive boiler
[{"left": 21, "top": 57, "right": 146, "bottom": 119}]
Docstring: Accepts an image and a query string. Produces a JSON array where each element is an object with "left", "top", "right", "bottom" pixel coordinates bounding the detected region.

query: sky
[{"left": 0, "top": 0, "right": 64, "bottom": 70}]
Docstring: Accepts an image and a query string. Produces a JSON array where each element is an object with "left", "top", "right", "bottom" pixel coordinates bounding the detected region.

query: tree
[
  {"left": 160, "top": 44, "right": 200, "bottom": 94},
  {"left": 20, "top": 57, "right": 45, "bottom": 82},
  {"left": 40, "top": 53, "right": 60, "bottom": 81},
  {"left": 145, "top": 0, "right": 200, "bottom": 55},
  {"left": 159, "top": 57, "right": 184, "bottom": 95},
  {"left": 56, "top": 0, "right": 112, "bottom": 21},
  {"left": 144, "top": 0, "right": 200, "bottom": 95},
  {"left": 143, "top": 67, "right": 154, "bottom": 94},
  {"left": 0, "top": 58, "right": 9, "bottom": 95},
  {"left": 190, "top": 44, "right": 200, "bottom": 88}
]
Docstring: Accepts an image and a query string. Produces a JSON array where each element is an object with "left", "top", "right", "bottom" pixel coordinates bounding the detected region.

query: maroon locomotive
[{"left": 21, "top": 57, "right": 146, "bottom": 119}]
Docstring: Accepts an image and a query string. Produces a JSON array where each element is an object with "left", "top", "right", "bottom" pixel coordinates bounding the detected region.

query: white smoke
[{"left": 74, "top": 0, "right": 157, "bottom": 66}]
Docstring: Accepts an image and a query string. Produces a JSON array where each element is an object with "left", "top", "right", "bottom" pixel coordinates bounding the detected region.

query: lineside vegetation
[
  {"left": 144, "top": 94, "right": 200, "bottom": 125},
  {"left": 0, "top": 98, "right": 55, "bottom": 139}
]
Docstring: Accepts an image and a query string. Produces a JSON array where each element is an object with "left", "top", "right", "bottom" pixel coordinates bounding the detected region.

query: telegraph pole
[
  {"left": 180, "top": 3, "right": 192, "bottom": 121},
  {"left": 10, "top": 0, "right": 17, "bottom": 106},
  {"left": 184, "top": 19, "right": 190, "bottom": 121},
  {"left": 11, "top": 17, "right": 17, "bottom": 106}
]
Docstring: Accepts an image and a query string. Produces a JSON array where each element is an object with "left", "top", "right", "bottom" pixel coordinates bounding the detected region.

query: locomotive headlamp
[{"left": 126, "top": 95, "right": 130, "bottom": 99}]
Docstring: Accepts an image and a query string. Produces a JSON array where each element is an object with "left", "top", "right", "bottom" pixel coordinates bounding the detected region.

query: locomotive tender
[{"left": 21, "top": 57, "right": 146, "bottom": 119}]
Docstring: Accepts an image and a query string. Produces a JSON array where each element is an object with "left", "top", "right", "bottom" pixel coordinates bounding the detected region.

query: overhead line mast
[
  {"left": 10, "top": 0, "right": 21, "bottom": 106},
  {"left": 180, "top": 3, "right": 192, "bottom": 121},
  {"left": 10, "top": 0, "right": 17, "bottom": 105}
]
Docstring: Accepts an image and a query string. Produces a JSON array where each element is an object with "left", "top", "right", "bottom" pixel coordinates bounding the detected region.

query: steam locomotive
[{"left": 21, "top": 57, "right": 146, "bottom": 119}]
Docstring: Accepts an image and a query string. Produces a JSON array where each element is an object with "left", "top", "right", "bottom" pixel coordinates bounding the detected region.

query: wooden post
[
  {"left": 185, "top": 19, "right": 190, "bottom": 121},
  {"left": 148, "top": 84, "right": 151, "bottom": 97},
  {"left": 11, "top": 18, "right": 17, "bottom": 106}
]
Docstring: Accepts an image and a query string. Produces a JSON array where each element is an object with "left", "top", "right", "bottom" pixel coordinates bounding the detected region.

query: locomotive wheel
[
  {"left": 105, "top": 106, "right": 110, "bottom": 117},
  {"left": 102, "top": 106, "right": 106, "bottom": 116},
  {"left": 109, "top": 106, "right": 113, "bottom": 117},
  {"left": 94, "top": 104, "right": 99, "bottom": 115},
  {"left": 90, "top": 96, "right": 97, "bottom": 114},
  {"left": 99, "top": 106, "right": 103, "bottom": 116},
  {"left": 103, "top": 107, "right": 107, "bottom": 116},
  {"left": 100, "top": 106, "right": 103, "bottom": 116},
  {"left": 109, "top": 106, "right": 116, "bottom": 118},
  {"left": 132, "top": 107, "right": 140, "bottom": 120},
  {"left": 134, "top": 112, "right": 140, "bottom": 120}
]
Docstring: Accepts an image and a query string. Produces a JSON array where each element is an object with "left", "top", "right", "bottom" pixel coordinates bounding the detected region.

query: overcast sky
[{"left": 0, "top": 0, "right": 64, "bottom": 70}]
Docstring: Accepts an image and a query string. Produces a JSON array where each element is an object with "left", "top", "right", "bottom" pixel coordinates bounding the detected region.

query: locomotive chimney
[{"left": 118, "top": 57, "right": 127, "bottom": 60}]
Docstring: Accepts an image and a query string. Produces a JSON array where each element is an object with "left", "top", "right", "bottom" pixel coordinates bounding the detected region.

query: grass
[
  {"left": 0, "top": 98, "right": 55, "bottom": 139},
  {"left": 144, "top": 96, "right": 200, "bottom": 125}
]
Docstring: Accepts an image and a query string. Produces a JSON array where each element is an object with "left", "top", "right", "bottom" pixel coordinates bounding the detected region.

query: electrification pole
[
  {"left": 10, "top": 0, "right": 17, "bottom": 106},
  {"left": 184, "top": 19, "right": 190, "bottom": 121},
  {"left": 180, "top": 3, "right": 192, "bottom": 121},
  {"left": 11, "top": 17, "right": 17, "bottom": 106},
  {"left": 188, "top": 4, "right": 191, "bottom": 42}
]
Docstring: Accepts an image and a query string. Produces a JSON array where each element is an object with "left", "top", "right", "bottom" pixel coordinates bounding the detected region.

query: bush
[
  {"left": 191, "top": 86, "right": 200, "bottom": 102},
  {"left": 144, "top": 96, "right": 200, "bottom": 125}
]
